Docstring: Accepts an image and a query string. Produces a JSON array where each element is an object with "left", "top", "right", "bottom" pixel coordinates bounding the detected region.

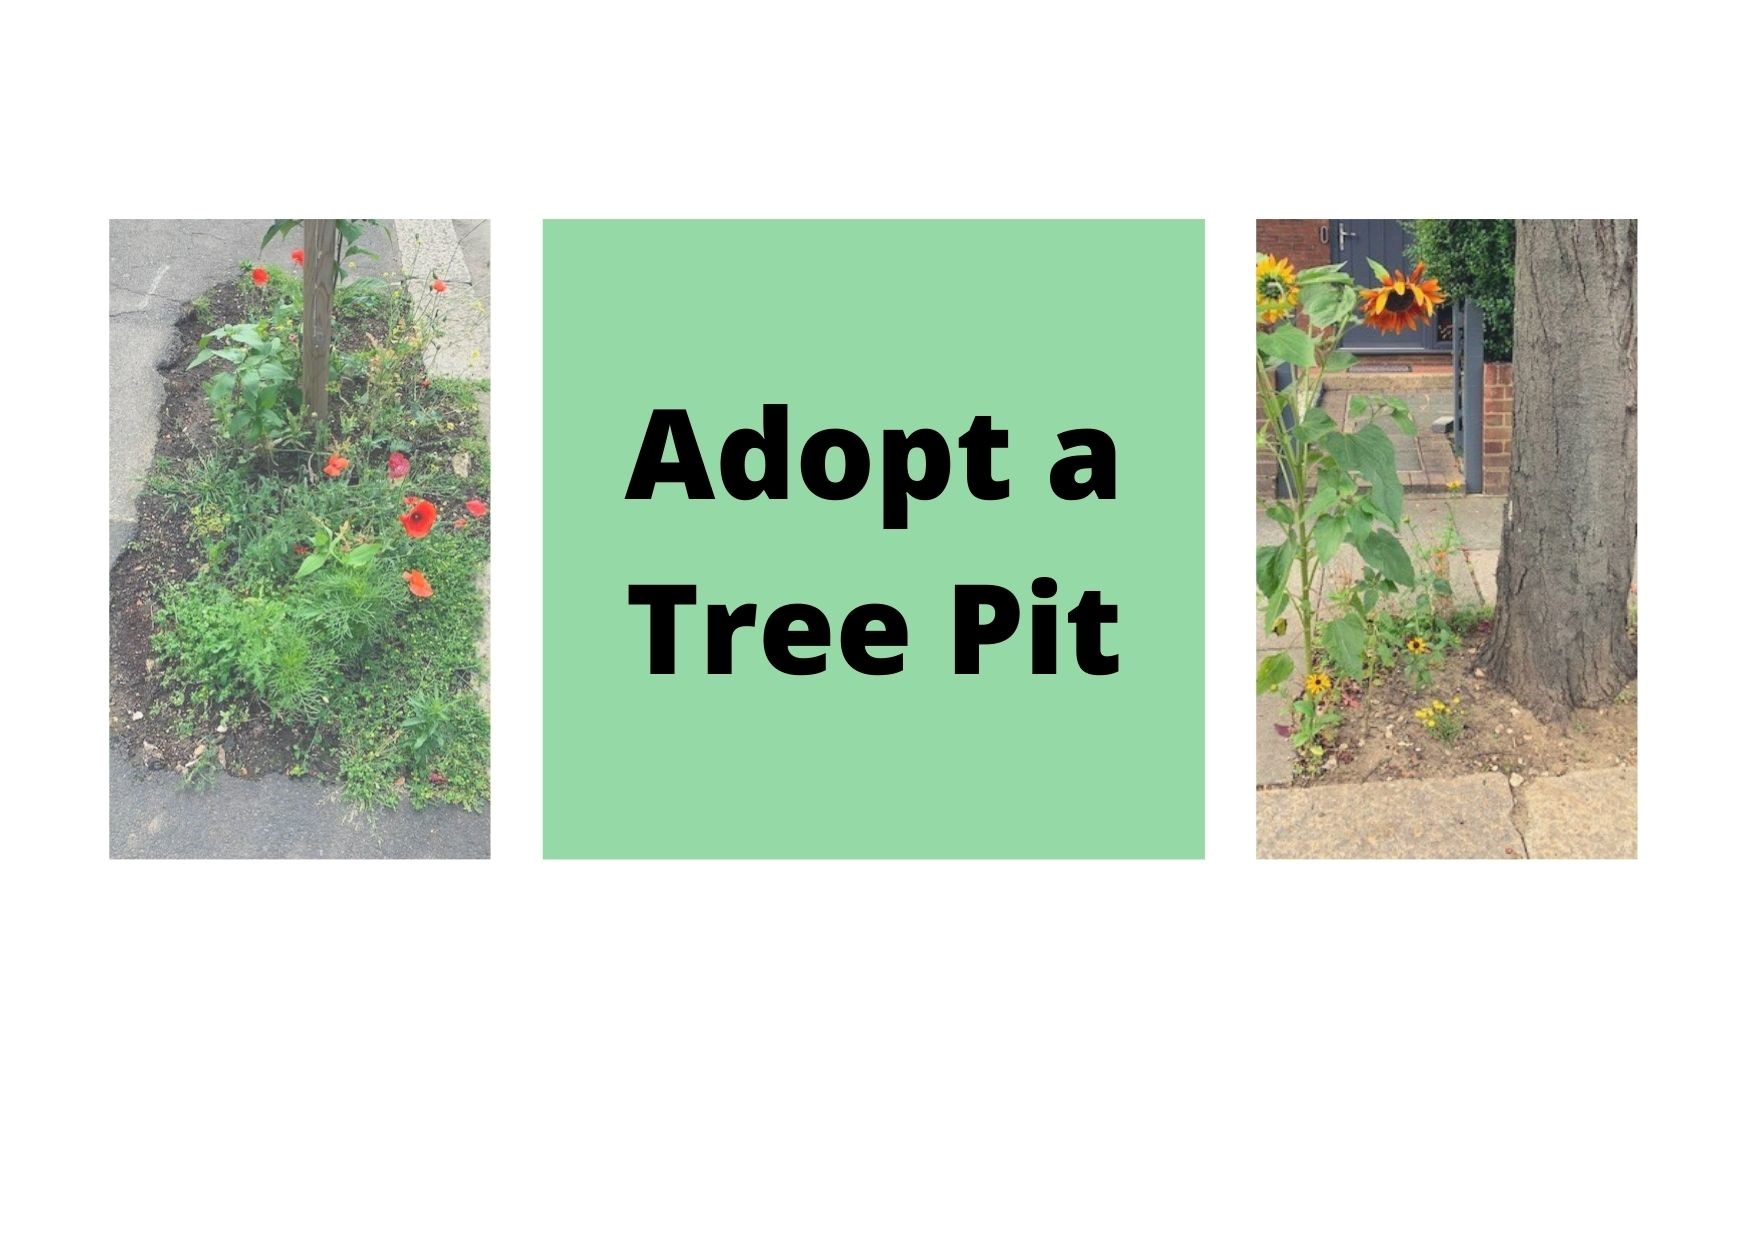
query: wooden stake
[{"left": 300, "top": 219, "right": 337, "bottom": 428}]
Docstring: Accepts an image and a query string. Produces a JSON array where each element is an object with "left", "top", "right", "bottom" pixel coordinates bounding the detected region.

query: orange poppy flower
[
  {"left": 1360, "top": 262, "right": 1445, "bottom": 334},
  {"left": 403, "top": 569, "right": 433, "bottom": 598},
  {"left": 323, "top": 454, "right": 349, "bottom": 477},
  {"left": 290, "top": 248, "right": 304, "bottom": 266},
  {"left": 399, "top": 498, "right": 438, "bottom": 538},
  {"left": 430, "top": 278, "right": 447, "bottom": 293},
  {"left": 464, "top": 497, "right": 488, "bottom": 518},
  {"left": 251, "top": 266, "right": 269, "bottom": 287},
  {"left": 452, "top": 517, "right": 468, "bottom": 529}
]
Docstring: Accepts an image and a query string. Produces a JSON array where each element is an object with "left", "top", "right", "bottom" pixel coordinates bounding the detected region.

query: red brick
[{"left": 1255, "top": 220, "right": 1329, "bottom": 274}]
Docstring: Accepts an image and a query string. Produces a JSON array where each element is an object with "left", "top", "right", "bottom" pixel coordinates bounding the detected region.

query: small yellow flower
[
  {"left": 1446, "top": 479, "right": 1463, "bottom": 493},
  {"left": 1432, "top": 699, "right": 1447, "bottom": 713},
  {"left": 1405, "top": 636, "right": 1429, "bottom": 656},
  {"left": 1256, "top": 254, "right": 1301, "bottom": 325},
  {"left": 1304, "top": 671, "right": 1332, "bottom": 696}
]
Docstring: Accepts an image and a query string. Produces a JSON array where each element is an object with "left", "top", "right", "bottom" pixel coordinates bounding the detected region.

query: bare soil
[{"left": 1296, "top": 619, "right": 1638, "bottom": 786}]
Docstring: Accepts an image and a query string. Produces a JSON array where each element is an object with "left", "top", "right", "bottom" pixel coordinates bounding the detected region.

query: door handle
[{"left": 1338, "top": 224, "right": 1356, "bottom": 252}]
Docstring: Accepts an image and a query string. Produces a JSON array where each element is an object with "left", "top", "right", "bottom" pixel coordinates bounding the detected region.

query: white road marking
[{"left": 138, "top": 263, "right": 169, "bottom": 310}]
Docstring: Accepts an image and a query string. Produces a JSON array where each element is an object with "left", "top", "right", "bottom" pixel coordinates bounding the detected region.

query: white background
[{"left": 5, "top": 3, "right": 1742, "bottom": 1236}]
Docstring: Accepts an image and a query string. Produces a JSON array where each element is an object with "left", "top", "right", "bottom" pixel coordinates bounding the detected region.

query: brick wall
[
  {"left": 1481, "top": 361, "right": 1514, "bottom": 494},
  {"left": 1255, "top": 220, "right": 1328, "bottom": 272}
]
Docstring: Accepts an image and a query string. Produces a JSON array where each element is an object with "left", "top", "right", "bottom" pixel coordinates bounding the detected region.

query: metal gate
[{"left": 1450, "top": 300, "right": 1484, "bottom": 493}]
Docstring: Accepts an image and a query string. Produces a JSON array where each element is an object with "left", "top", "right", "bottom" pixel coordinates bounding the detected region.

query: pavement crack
[{"left": 1507, "top": 779, "right": 1532, "bottom": 859}]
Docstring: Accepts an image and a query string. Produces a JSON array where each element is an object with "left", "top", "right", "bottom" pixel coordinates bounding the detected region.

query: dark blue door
[{"left": 1331, "top": 219, "right": 1450, "bottom": 353}]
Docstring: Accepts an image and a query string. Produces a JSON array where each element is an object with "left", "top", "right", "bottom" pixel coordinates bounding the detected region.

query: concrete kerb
[
  {"left": 1255, "top": 765, "right": 1636, "bottom": 860},
  {"left": 1257, "top": 772, "right": 1521, "bottom": 859}
]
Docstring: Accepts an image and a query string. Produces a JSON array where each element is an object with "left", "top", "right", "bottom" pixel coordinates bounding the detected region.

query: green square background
[{"left": 544, "top": 220, "right": 1203, "bottom": 857}]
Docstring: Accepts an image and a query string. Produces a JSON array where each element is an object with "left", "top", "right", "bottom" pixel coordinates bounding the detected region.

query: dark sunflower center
[
  {"left": 1259, "top": 276, "right": 1288, "bottom": 300},
  {"left": 1384, "top": 288, "right": 1416, "bottom": 312}
]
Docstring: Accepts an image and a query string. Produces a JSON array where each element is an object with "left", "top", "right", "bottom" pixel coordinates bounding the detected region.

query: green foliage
[
  {"left": 293, "top": 556, "right": 403, "bottom": 665},
  {"left": 1256, "top": 257, "right": 1415, "bottom": 745},
  {"left": 1332, "top": 512, "right": 1466, "bottom": 693},
  {"left": 146, "top": 225, "right": 490, "bottom": 810},
  {"left": 189, "top": 319, "right": 303, "bottom": 452},
  {"left": 153, "top": 582, "right": 334, "bottom": 723},
  {"left": 261, "top": 219, "right": 384, "bottom": 279},
  {"left": 1406, "top": 220, "right": 1515, "bottom": 361}
]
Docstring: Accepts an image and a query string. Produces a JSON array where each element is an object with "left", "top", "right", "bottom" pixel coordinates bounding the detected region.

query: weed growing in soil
[{"left": 1413, "top": 695, "right": 1464, "bottom": 742}]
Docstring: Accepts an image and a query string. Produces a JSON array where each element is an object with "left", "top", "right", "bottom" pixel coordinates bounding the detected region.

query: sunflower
[
  {"left": 1304, "top": 671, "right": 1333, "bottom": 696},
  {"left": 1405, "top": 636, "right": 1429, "bottom": 656},
  {"left": 1256, "top": 254, "right": 1300, "bottom": 325},
  {"left": 1359, "top": 262, "right": 1445, "bottom": 334}
]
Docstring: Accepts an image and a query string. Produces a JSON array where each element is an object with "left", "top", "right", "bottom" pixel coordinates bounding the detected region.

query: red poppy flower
[
  {"left": 403, "top": 569, "right": 433, "bottom": 598},
  {"left": 294, "top": 544, "right": 310, "bottom": 556},
  {"left": 419, "top": 377, "right": 430, "bottom": 388},
  {"left": 323, "top": 454, "right": 350, "bottom": 477},
  {"left": 430, "top": 278, "right": 447, "bottom": 293},
  {"left": 387, "top": 451, "right": 410, "bottom": 479},
  {"left": 251, "top": 266, "right": 269, "bottom": 287},
  {"left": 452, "top": 517, "right": 468, "bottom": 529},
  {"left": 290, "top": 248, "right": 304, "bottom": 267},
  {"left": 428, "top": 770, "right": 447, "bottom": 785},
  {"left": 464, "top": 498, "right": 488, "bottom": 518},
  {"left": 404, "top": 496, "right": 417, "bottom": 506},
  {"left": 399, "top": 498, "right": 438, "bottom": 538}
]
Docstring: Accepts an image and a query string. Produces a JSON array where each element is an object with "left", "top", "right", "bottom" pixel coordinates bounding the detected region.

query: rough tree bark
[
  {"left": 1480, "top": 219, "right": 1636, "bottom": 718},
  {"left": 299, "top": 219, "right": 338, "bottom": 425}
]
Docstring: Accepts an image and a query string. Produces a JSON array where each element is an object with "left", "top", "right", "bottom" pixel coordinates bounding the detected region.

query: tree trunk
[
  {"left": 1480, "top": 220, "right": 1636, "bottom": 718},
  {"left": 300, "top": 219, "right": 338, "bottom": 427}
]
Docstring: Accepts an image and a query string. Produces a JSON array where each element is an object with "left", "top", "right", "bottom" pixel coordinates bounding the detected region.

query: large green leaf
[
  {"left": 1295, "top": 262, "right": 1346, "bottom": 285},
  {"left": 1256, "top": 541, "right": 1292, "bottom": 598},
  {"left": 1313, "top": 515, "right": 1345, "bottom": 565},
  {"left": 1257, "top": 324, "right": 1315, "bottom": 368},
  {"left": 1322, "top": 613, "right": 1368, "bottom": 679},
  {"left": 1296, "top": 407, "right": 1338, "bottom": 442},
  {"left": 294, "top": 552, "right": 328, "bottom": 579},
  {"left": 1304, "top": 283, "right": 1356, "bottom": 329},
  {"left": 1360, "top": 529, "right": 1416, "bottom": 586},
  {"left": 1350, "top": 423, "right": 1403, "bottom": 525},
  {"left": 1257, "top": 651, "right": 1295, "bottom": 696}
]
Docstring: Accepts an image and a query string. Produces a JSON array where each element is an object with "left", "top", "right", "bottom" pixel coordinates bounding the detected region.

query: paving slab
[
  {"left": 1517, "top": 767, "right": 1637, "bottom": 860},
  {"left": 1465, "top": 548, "right": 1499, "bottom": 607},
  {"left": 1257, "top": 772, "right": 1520, "bottom": 859},
  {"left": 1445, "top": 495, "right": 1506, "bottom": 551}
]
